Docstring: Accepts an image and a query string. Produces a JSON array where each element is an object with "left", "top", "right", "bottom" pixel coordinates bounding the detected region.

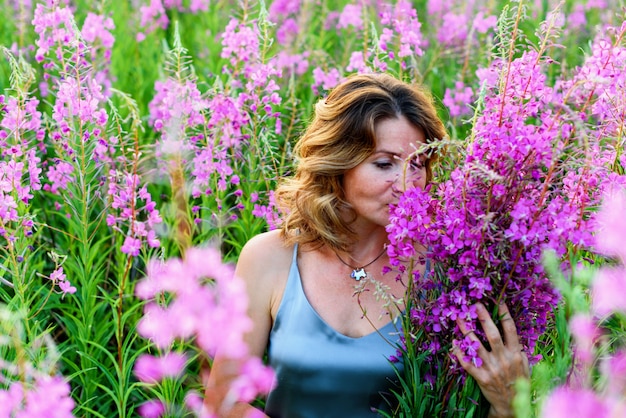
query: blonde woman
[{"left": 206, "top": 73, "right": 528, "bottom": 418}]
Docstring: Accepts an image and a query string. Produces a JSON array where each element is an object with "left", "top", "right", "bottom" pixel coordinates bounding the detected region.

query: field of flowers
[{"left": 0, "top": 0, "right": 625, "bottom": 416}]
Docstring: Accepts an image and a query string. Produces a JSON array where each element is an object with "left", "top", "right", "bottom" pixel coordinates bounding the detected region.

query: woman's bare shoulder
[
  {"left": 237, "top": 229, "right": 294, "bottom": 325},
  {"left": 237, "top": 229, "right": 294, "bottom": 282},
  {"left": 239, "top": 229, "right": 291, "bottom": 261}
]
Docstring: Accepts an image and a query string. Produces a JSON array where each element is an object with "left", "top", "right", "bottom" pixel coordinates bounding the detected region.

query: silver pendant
[{"left": 351, "top": 268, "right": 367, "bottom": 281}]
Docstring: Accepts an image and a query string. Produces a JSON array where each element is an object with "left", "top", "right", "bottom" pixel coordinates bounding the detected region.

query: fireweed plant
[
  {"left": 1, "top": 0, "right": 625, "bottom": 416},
  {"left": 2, "top": 1, "right": 164, "bottom": 415},
  {"left": 147, "top": 13, "right": 285, "bottom": 257},
  {"left": 384, "top": 4, "right": 626, "bottom": 417},
  {"left": 31, "top": 2, "right": 167, "bottom": 415},
  {"left": 132, "top": 17, "right": 284, "bottom": 415}
]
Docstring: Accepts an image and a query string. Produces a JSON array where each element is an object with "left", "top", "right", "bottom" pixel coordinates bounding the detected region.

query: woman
[{"left": 205, "top": 73, "right": 529, "bottom": 417}]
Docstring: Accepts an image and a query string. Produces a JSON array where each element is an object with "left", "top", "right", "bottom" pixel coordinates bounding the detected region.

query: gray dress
[{"left": 265, "top": 244, "right": 404, "bottom": 418}]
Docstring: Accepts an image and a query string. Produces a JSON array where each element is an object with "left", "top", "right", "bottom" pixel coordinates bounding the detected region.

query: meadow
[{"left": 1, "top": 0, "right": 625, "bottom": 416}]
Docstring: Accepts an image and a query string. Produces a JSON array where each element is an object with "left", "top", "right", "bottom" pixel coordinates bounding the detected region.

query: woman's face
[{"left": 342, "top": 115, "right": 427, "bottom": 228}]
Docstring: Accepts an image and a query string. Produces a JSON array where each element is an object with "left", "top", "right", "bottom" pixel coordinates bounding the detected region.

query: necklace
[{"left": 335, "top": 245, "right": 387, "bottom": 281}]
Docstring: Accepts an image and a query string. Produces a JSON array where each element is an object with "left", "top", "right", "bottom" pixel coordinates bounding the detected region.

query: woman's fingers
[
  {"left": 470, "top": 302, "right": 523, "bottom": 352},
  {"left": 453, "top": 303, "right": 530, "bottom": 417},
  {"left": 454, "top": 302, "right": 527, "bottom": 375},
  {"left": 454, "top": 310, "right": 490, "bottom": 381},
  {"left": 474, "top": 302, "right": 506, "bottom": 352},
  {"left": 451, "top": 342, "right": 490, "bottom": 384},
  {"left": 498, "top": 302, "right": 520, "bottom": 348},
  {"left": 456, "top": 313, "right": 489, "bottom": 358}
]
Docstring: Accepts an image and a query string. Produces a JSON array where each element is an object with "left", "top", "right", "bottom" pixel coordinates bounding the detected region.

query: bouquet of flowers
[{"left": 384, "top": 8, "right": 626, "bottom": 416}]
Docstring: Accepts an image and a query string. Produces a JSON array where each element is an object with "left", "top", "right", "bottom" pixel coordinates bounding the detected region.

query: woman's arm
[
  {"left": 453, "top": 302, "right": 530, "bottom": 418},
  {"left": 204, "top": 231, "right": 288, "bottom": 417}
]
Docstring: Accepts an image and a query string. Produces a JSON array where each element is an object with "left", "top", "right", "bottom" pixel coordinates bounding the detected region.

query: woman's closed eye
[{"left": 374, "top": 161, "right": 394, "bottom": 170}]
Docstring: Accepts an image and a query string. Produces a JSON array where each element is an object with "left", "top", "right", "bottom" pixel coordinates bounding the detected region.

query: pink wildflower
[
  {"left": 379, "top": 0, "right": 424, "bottom": 58},
  {"left": 58, "top": 279, "right": 77, "bottom": 295},
  {"left": 276, "top": 17, "right": 299, "bottom": 45},
  {"left": 135, "top": 247, "right": 274, "bottom": 409},
  {"left": 139, "top": 0, "right": 169, "bottom": 35},
  {"left": 107, "top": 171, "right": 162, "bottom": 255},
  {"left": 473, "top": 12, "right": 497, "bottom": 34},
  {"left": 602, "top": 349, "right": 626, "bottom": 397},
  {"left": 148, "top": 79, "right": 207, "bottom": 132},
  {"left": 584, "top": 0, "right": 608, "bottom": 9},
  {"left": 311, "top": 67, "right": 342, "bottom": 94},
  {"left": 271, "top": 51, "right": 310, "bottom": 76},
  {"left": 31, "top": 2, "right": 76, "bottom": 62},
  {"left": 0, "top": 96, "right": 43, "bottom": 137},
  {"left": 593, "top": 188, "right": 626, "bottom": 262},
  {"left": 443, "top": 81, "right": 474, "bottom": 118},
  {"left": 346, "top": 51, "right": 370, "bottom": 74},
  {"left": 251, "top": 190, "right": 282, "bottom": 230},
  {"left": 567, "top": 5, "right": 587, "bottom": 30},
  {"left": 337, "top": 4, "right": 363, "bottom": 30},
  {"left": 138, "top": 399, "right": 166, "bottom": 418},
  {"left": 268, "top": 0, "right": 300, "bottom": 18},
  {"left": 0, "top": 376, "right": 75, "bottom": 418},
  {"left": 268, "top": 0, "right": 301, "bottom": 45},
  {"left": 49, "top": 267, "right": 66, "bottom": 283},
  {"left": 438, "top": 12, "right": 469, "bottom": 46},
  {"left": 426, "top": 0, "right": 450, "bottom": 16},
  {"left": 121, "top": 236, "right": 142, "bottom": 256},
  {"left": 228, "top": 357, "right": 276, "bottom": 403},
  {"left": 134, "top": 352, "right": 187, "bottom": 383},
  {"left": 48, "top": 267, "right": 76, "bottom": 296},
  {"left": 81, "top": 13, "right": 115, "bottom": 48},
  {"left": 541, "top": 387, "right": 609, "bottom": 418},
  {"left": 220, "top": 19, "right": 261, "bottom": 66},
  {"left": 569, "top": 313, "right": 600, "bottom": 369},
  {"left": 188, "top": 0, "right": 210, "bottom": 13},
  {"left": 591, "top": 268, "right": 626, "bottom": 317}
]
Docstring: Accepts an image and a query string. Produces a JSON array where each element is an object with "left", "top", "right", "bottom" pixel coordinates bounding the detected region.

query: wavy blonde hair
[{"left": 276, "top": 73, "right": 446, "bottom": 251}]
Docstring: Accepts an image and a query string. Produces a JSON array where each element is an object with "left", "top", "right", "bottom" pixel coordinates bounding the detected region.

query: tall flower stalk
[
  {"left": 148, "top": 5, "right": 286, "bottom": 258},
  {"left": 26, "top": 2, "right": 163, "bottom": 414},
  {"left": 0, "top": 47, "right": 49, "bottom": 343}
]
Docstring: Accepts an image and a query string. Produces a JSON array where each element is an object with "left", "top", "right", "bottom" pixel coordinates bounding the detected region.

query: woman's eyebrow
[
  {"left": 371, "top": 150, "right": 401, "bottom": 157},
  {"left": 372, "top": 149, "right": 424, "bottom": 159}
]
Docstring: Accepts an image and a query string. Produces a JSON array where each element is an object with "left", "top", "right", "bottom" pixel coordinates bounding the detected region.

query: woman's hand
[{"left": 452, "top": 302, "right": 530, "bottom": 418}]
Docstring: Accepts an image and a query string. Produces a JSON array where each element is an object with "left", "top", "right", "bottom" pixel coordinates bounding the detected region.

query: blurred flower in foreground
[
  {"left": 541, "top": 387, "right": 609, "bottom": 418},
  {"left": 593, "top": 188, "right": 626, "bottom": 263},
  {"left": 0, "top": 307, "right": 75, "bottom": 417},
  {"left": 0, "top": 376, "right": 75, "bottom": 418},
  {"left": 135, "top": 247, "right": 274, "bottom": 417},
  {"left": 541, "top": 187, "right": 626, "bottom": 418},
  {"left": 134, "top": 352, "right": 187, "bottom": 384},
  {"left": 591, "top": 188, "right": 626, "bottom": 317}
]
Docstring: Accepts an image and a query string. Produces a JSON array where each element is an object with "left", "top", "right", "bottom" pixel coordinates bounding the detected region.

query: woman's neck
[{"left": 339, "top": 227, "right": 389, "bottom": 264}]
